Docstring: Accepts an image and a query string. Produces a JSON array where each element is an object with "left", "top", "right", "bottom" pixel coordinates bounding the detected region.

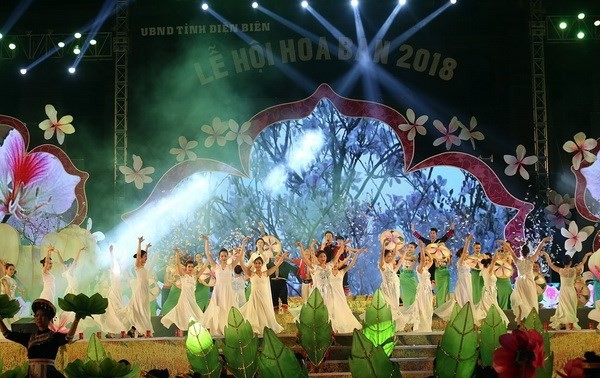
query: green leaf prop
[
  {"left": 362, "top": 289, "right": 396, "bottom": 356},
  {"left": 434, "top": 302, "right": 478, "bottom": 378},
  {"left": 348, "top": 329, "right": 401, "bottom": 378},
  {"left": 222, "top": 307, "right": 258, "bottom": 378},
  {"left": 86, "top": 333, "right": 107, "bottom": 362},
  {"left": 258, "top": 327, "right": 308, "bottom": 378},
  {"left": 522, "top": 308, "right": 543, "bottom": 332},
  {"left": 479, "top": 305, "right": 507, "bottom": 367},
  {"left": 186, "top": 321, "right": 222, "bottom": 378},
  {"left": 58, "top": 293, "right": 108, "bottom": 319},
  {"left": 0, "top": 294, "right": 20, "bottom": 319},
  {"left": 296, "top": 288, "right": 333, "bottom": 365},
  {"left": 0, "top": 362, "right": 28, "bottom": 378},
  {"left": 535, "top": 331, "right": 553, "bottom": 378}
]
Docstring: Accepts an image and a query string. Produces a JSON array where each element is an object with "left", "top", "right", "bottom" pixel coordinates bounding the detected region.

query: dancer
[
  {"left": 506, "top": 236, "right": 552, "bottom": 321},
  {"left": 62, "top": 247, "right": 85, "bottom": 295},
  {"left": 96, "top": 245, "right": 125, "bottom": 338},
  {"left": 161, "top": 249, "right": 207, "bottom": 331},
  {"left": 433, "top": 245, "right": 452, "bottom": 308},
  {"left": 399, "top": 242, "right": 418, "bottom": 306},
  {"left": 161, "top": 255, "right": 179, "bottom": 308},
  {"left": 378, "top": 243, "right": 406, "bottom": 331},
  {"left": 160, "top": 256, "right": 181, "bottom": 316},
  {"left": 268, "top": 255, "right": 297, "bottom": 312},
  {"left": 1, "top": 263, "right": 25, "bottom": 330},
  {"left": 533, "top": 262, "right": 546, "bottom": 303},
  {"left": 295, "top": 240, "right": 317, "bottom": 303},
  {"left": 328, "top": 247, "right": 363, "bottom": 333},
  {"left": 474, "top": 254, "right": 509, "bottom": 325},
  {"left": 240, "top": 252, "right": 289, "bottom": 335},
  {"left": 493, "top": 244, "right": 513, "bottom": 310},
  {"left": 40, "top": 245, "right": 61, "bottom": 303},
  {"left": 232, "top": 265, "right": 248, "bottom": 308},
  {"left": 194, "top": 253, "right": 212, "bottom": 311},
  {"left": 544, "top": 251, "right": 592, "bottom": 330},
  {"left": 200, "top": 234, "right": 247, "bottom": 336},
  {"left": 401, "top": 241, "right": 434, "bottom": 332},
  {"left": 122, "top": 237, "right": 154, "bottom": 337},
  {"left": 469, "top": 242, "right": 485, "bottom": 305},
  {"left": 320, "top": 231, "right": 335, "bottom": 261}
]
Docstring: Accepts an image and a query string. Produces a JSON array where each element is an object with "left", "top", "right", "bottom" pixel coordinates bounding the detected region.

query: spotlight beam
[
  {"left": 0, "top": 0, "right": 33, "bottom": 35},
  {"left": 71, "top": 0, "right": 118, "bottom": 69},
  {"left": 388, "top": 3, "right": 451, "bottom": 52}
]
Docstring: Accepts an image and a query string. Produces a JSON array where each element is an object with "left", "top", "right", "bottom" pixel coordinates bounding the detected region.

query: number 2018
[{"left": 395, "top": 44, "right": 457, "bottom": 81}]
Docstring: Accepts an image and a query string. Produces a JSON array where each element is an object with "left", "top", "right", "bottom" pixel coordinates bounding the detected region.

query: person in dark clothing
[
  {"left": 411, "top": 223, "right": 456, "bottom": 286},
  {"left": 0, "top": 298, "right": 81, "bottom": 378},
  {"left": 268, "top": 256, "right": 298, "bottom": 312}
]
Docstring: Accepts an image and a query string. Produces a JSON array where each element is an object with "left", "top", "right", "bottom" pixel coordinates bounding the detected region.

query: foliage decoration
[
  {"left": 186, "top": 321, "right": 222, "bottom": 378},
  {"left": 0, "top": 360, "right": 27, "bottom": 378},
  {"left": 348, "top": 329, "right": 401, "bottom": 378},
  {"left": 57, "top": 293, "right": 107, "bottom": 319},
  {"left": 479, "top": 305, "right": 508, "bottom": 367},
  {"left": 0, "top": 294, "right": 20, "bottom": 319},
  {"left": 222, "top": 307, "right": 258, "bottom": 378},
  {"left": 296, "top": 288, "right": 333, "bottom": 366},
  {"left": 522, "top": 308, "right": 543, "bottom": 332},
  {"left": 362, "top": 289, "right": 396, "bottom": 356},
  {"left": 257, "top": 327, "right": 308, "bottom": 378}
]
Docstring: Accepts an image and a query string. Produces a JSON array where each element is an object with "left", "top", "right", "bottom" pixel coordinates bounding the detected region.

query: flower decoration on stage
[
  {"left": 503, "top": 144, "right": 538, "bottom": 180},
  {"left": 581, "top": 150, "right": 600, "bottom": 200},
  {"left": 86, "top": 217, "right": 106, "bottom": 242},
  {"left": 119, "top": 154, "right": 155, "bottom": 190},
  {"left": 261, "top": 235, "right": 282, "bottom": 257},
  {"left": 562, "top": 132, "right": 597, "bottom": 170},
  {"left": 38, "top": 104, "right": 75, "bottom": 145},
  {"left": 544, "top": 190, "right": 575, "bottom": 229},
  {"left": 560, "top": 221, "right": 594, "bottom": 256},
  {"left": 432, "top": 117, "right": 461, "bottom": 150},
  {"left": 458, "top": 116, "right": 485, "bottom": 150},
  {"left": 170, "top": 136, "right": 198, "bottom": 162},
  {"left": 225, "top": 119, "right": 253, "bottom": 146},
  {"left": 589, "top": 249, "right": 600, "bottom": 280},
  {"left": 425, "top": 243, "right": 450, "bottom": 261},
  {"left": 540, "top": 284, "right": 558, "bottom": 308},
  {"left": 557, "top": 358, "right": 584, "bottom": 378},
  {"left": 201, "top": 117, "right": 236, "bottom": 147},
  {"left": 493, "top": 259, "right": 514, "bottom": 278},
  {"left": 492, "top": 329, "right": 545, "bottom": 378},
  {"left": 0, "top": 129, "right": 80, "bottom": 223},
  {"left": 574, "top": 277, "right": 591, "bottom": 306},
  {"left": 398, "top": 108, "right": 427, "bottom": 141},
  {"left": 378, "top": 229, "right": 405, "bottom": 252}
]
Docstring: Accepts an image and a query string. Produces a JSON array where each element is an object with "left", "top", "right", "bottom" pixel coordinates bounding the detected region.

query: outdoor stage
[{"left": 1, "top": 296, "right": 599, "bottom": 377}]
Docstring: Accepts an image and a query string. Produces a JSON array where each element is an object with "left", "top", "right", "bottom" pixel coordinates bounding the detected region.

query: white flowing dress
[
  {"left": 161, "top": 274, "right": 205, "bottom": 330},
  {"left": 475, "top": 269, "right": 509, "bottom": 325},
  {"left": 401, "top": 269, "right": 433, "bottom": 332},
  {"left": 549, "top": 267, "right": 579, "bottom": 330},
  {"left": 96, "top": 263, "right": 125, "bottom": 334},
  {"left": 63, "top": 268, "right": 78, "bottom": 295},
  {"left": 240, "top": 273, "right": 283, "bottom": 335},
  {"left": 40, "top": 271, "right": 56, "bottom": 303},
  {"left": 202, "top": 264, "right": 237, "bottom": 336},
  {"left": 232, "top": 275, "right": 247, "bottom": 308},
  {"left": 379, "top": 263, "right": 406, "bottom": 331},
  {"left": 329, "top": 271, "right": 362, "bottom": 334},
  {"left": 434, "top": 262, "right": 473, "bottom": 321},
  {"left": 510, "top": 258, "right": 538, "bottom": 320},
  {"left": 122, "top": 266, "right": 153, "bottom": 334}
]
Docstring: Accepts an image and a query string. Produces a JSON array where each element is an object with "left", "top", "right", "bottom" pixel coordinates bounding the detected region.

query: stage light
[
  {"left": 594, "top": 20, "right": 600, "bottom": 27},
  {"left": 577, "top": 13, "right": 585, "bottom": 20},
  {"left": 201, "top": 3, "right": 208, "bottom": 10},
  {"left": 90, "top": 39, "right": 97, "bottom": 45},
  {"left": 350, "top": 0, "right": 359, "bottom": 8},
  {"left": 58, "top": 41, "right": 65, "bottom": 48},
  {"left": 8, "top": 43, "right": 16, "bottom": 50},
  {"left": 19, "top": 68, "right": 27, "bottom": 75},
  {"left": 74, "top": 32, "right": 82, "bottom": 39},
  {"left": 68, "top": 67, "right": 76, "bottom": 74},
  {"left": 73, "top": 45, "right": 81, "bottom": 55},
  {"left": 450, "top": 0, "right": 457, "bottom": 4},
  {"left": 251, "top": 1, "right": 258, "bottom": 8},
  {"left": 559, "top": 21, "right": 567, "bottom": 29},
  {"left": 399, "top": 0, "right": 406, "bottom": 4},
  {"left": 301, "top": 1, "right": 308, "bottom": 8},
  {"left": 577, "top": 31, "right": 585, "bottom": 39},
  {"left": 0, "top": 33, "right": 3, "bottom": 39}
]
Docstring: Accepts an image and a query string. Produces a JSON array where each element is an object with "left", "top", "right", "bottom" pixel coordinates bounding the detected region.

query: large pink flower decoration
[
  {"left": 379, "top": 229, "right": 405, "bottom": 251},
  {"left": 458, "top": 116, "right": 485, "bottom": 150},
  {"left": 0, "top": 129, "right": 80, "bottom": 223},
  {"left": 398, "top": 108, "right": 427, "bottom": 141},
  {"left": 560, "top": 221, "right": 594, "bottom": 256},
  {"left": 262, "top": 235, "right": 282, "bottom": 257},
  {"left": 563, "top": 132, "right": 597, "bottom": 170},
  {"left": 544, "top": 191, "right": 574, "bottom": 229},
  {"left": 432, "top": 117, "right": 461, "bottom": 150},
  {"left": 38, "top": 104, "right": 75, "bottom": 145},
  {"left": 504, "top": 145, "right": 538, "bottom": 180},
  {"left": 493, "top": 329, "right": 545, "bottom": 378}
]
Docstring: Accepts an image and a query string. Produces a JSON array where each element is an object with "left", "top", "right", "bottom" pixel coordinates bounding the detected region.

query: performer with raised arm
[
  {"left": 96, "top": 244, "right": 125, "bottom": 338},
  {"left": 122, "top": 237, "right": 153, "bottom": 337},
  {"left": 544, "top": 251, "right": 593, "bottom": 330},
  {"left": 293, "top": 240, "right": 317, "bottom": 303},
  {"left": 328, "top": 247, "right": 363, "bottom": 333},
  {"left": 160, "top": 255, "right": 180, "bottom": 311},
  {"left": 469, "top": 242, "right": 485, "bottom": 305},
  {"left": 493, "top": 244, "right": 514, "bottom": 310},
  {"left": 506, "top": 236, "right": 552, "bottom": 321},
  {"left": 378, "top": 242, "right": 406, "bottom": 331},
  {"left": 40, "top": 245, "right": 61, "bottom": 303},
  {"left": 62, "top": 246, "right": 85, "bottom": 295},
  {"left": 401, "top": 240, "right": 434, "bottom": 332},
  {"left": 398, "top": 242, "right": 419, "bottom": 306},
  {"left": 1, "top": 262, "right": 25, "bottom": 331},
  {"left": 474, "top": 253, "right": 509, "bottom": 325},
  {"left": 411, "top": 222, "right": 455, "bottom": 289}
]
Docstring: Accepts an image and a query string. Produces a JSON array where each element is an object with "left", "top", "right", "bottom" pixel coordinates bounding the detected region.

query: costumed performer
[
  {"left": 39, "top": 245, "right": 60, "bottom": 303},
  {"left": 400, "top": 240, "right": 434, "bottom": 332},
  {"left": 96, "top": 244, "right": 125, "bottom": 338},
  {"left": 398, "top": 242, "right": 418, "bottom": 306},
  {"left": 493, "top": 244, "right": 513, "bottom": 310},
  {"left": 328, "top": 246, "right": 363, "bottom": 333},
  {"left": 474, "top": 253, "right": 509, "bottom": 325},
  {"left": 378, "top": 242, "right": 407, "bottom": 331},
  {"left": 122, "top": 236, "right": 154, "bottom": 337}
]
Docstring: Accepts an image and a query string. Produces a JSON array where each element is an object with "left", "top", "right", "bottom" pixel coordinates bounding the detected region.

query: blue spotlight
[
  {"left": 351, "top": 0, "right": 358, "bottom": 8},
  {"left": 399, "top": 0, "right": 406, "bottom": 4},
  {"left": 251, "top": 1, "right": 258, "bottom": 8},
  {"left": 201, "top": 3, "right": 209, "bottom": 10}
]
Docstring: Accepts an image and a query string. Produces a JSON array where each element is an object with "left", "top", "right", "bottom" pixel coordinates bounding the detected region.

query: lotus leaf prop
[
  {"left": 348, "top": 329, "right": 401, "bottom": 378},
  {"left": 536, "top": 331, "right": 553, "bottom": 378},
  {"left": 0, "top": 294, "right": 20, "bottom": 319},
  {"left": 222, "top": 307, "right": 258, "bottom": 378},
  {"left": 434, "top": 303, "right": 478, "bottom": 378},
  {"left": 479, "top": 305, "right": 507, "bottom": 367},
  {"left": 296, "top": 288, "right": 333, "bottom": 366},
  {"left": 186, "top": 321, "right": 222, "bottom": 378},
  {"left": 523, "top": 308, "right": 543, "bottom": 332},
  {"left": 258, "top": 327, "right": 308, "bottom": 378},
  {"left": 362, "top": 289, "right": 396, "bottom": 356},
  {"left": 58, "top": 293, "right": 108, "bottom": 319}
]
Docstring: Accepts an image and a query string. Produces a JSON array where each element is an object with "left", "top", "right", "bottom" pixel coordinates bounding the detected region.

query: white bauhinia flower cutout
[
  {"left": 118, "top": 154, "right": 155, "bottom": 189},
  {"left": 562, "top": 132, "right": 597, "bottom": 170},
  {"left": 544, "top": 191, "right": 575, "bottom": 229},
  {"left": 398, "top": 108, "right": 428, "bottom": 141},
  {"left": 201, "top": 117, "right": 235, "bottom": 147},
  {"left": 170, "top": 136, "right": 198, "bottom": 162},
  {"left": 38, "top": 104, "right": 75, "bottom": 145},
  {"left": 458, "top": 116, "right": 485, "bottom": 149},
  {"left": 432, "top": 117, "right": 461, "bottom": 150},
  {"left": 560, "top": 221, "right": 595, "bottom": 256},
  {"left": 503, "top": 145, "right": 538, "bottom": 180},
  {"left": 224, "top": 119, "right": 253, "bottom": 146}
]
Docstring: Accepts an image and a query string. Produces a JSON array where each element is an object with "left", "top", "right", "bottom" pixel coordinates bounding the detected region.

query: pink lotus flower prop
[
  {"left": 261, "top": 235, "right": 282, "bottom": 258},
  {"left": 379, "top": 229, "right": 405, "bottom": 251},
  {"left": 425, "top": 243, "right": 451, "bottom": 261}
]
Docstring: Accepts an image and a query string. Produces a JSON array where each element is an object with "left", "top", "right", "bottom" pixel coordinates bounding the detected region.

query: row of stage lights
[
  {"left": 556, "top": 13, "right": 600, "bottom": 39},
  {"left": 200, "top": 0, "right": 457, "bottom": 10}
]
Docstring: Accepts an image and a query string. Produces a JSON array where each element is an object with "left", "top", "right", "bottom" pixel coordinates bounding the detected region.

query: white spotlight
[
  {"left": 90, "top": 39, "right": 97, "bottom": 45},
  {"left": 8, "top": 43, "right": 16, "bottom": 50},
  {"left": 74, "top": 32, "right": 82, "bottom": 39},
  {"left": 577, "top": 13, "right": 585, "bottom": 20},
  {"left": 251, "top": 1, "right": 258, "bottom": 8},
  {"left": 58, "top": 41, "right": 65, "bottom": 48},
  {"left": 0, "top": 33, "right": 3, "bottom": 39},
  {"left": 595, "top": 20, "right": 600, "bottom": 27},
  {"left": 350, "top": 0, "right": 358, "bottom": 7},
  {"left": 201, "top": 3, "right": 208, "bottom": 10},
  {"left": 73, "top": 45, "right": 81, "bottom": 55},
  {"left": 19, "top": 68, "right": 27, "bottom": 75},
  {"left": 399, "top": 0, "right": 406, "bottom": 4},
  {"left": 301, "top": 1, "right": 308, "bottom": 8},
  {"left": 450, "top": 0, "right": 457, "bottom": 3},
  {"left": 68, "top": 67, "right": 76, "bottom": 74}
]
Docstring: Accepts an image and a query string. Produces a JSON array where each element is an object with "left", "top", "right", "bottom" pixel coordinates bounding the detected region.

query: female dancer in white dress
[
  {"left": 62, "top": 247, "right": 85, "bottom": 295},
  {"left": 39, "top": 245, "right": 61, "bottom": 303},
  {"left": 378, "top": 244, "right": 406, "bottom": 331},
  {"left": 301, "top": 246, "right": 334, "bottom": 310},
  {"left": 474, "top": 254, "right": 509, "bottom": 325},
  {"left": 122, "top": 237, "right": 154, "bottom": 337},
  {"left": 435, "top": 234, "right": 474, "bottom": 321},
  {"left": 328, "top": 248, "right": 363, "bottom": 333},
  {"left": 401, "top": 241, "right": 434, "bottom": 332},
  {"left": 1, "top": 263, "right": 25, "bottom": 331},
  {"left": 96, "top": 244, "right": 125, "bottom": 337},
  {"left": 544, "top": 251, "right": 592, "bottom": 330},
  {"left": 506, "top": 237, "right": 552, "bottom": 321},
  {"left": 240, "top": 252, "right": 289, "bottom": 335},
  {"left": 161, "top": 249, "right": 207, "bottom": 331},
  {"left": 200, "top": 235, "right": 247, "bottom": 336}
]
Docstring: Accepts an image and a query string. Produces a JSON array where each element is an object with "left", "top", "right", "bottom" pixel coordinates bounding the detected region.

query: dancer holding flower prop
[
  {"left": 378, "top": 240, "right": 406, "bottom": 331},
  {"left": 493, "top": 245, "right": 514, "bottom": 310},
  {"left": 379, "top": 229, "right": 405, "bottom": 252},
  {"left": 425, "top": 243, "right": 452, "bottom": 308}
]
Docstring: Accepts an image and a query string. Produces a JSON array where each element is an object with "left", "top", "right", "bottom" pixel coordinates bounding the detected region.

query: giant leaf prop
[
  {"left": 58, "top": 293, "right": 108, "bottom": 319},
  {"left": 186, "top": 321, "right": 222, "bottom": 378},
  {"left": 348, "top": 329, "right": 401, "bottom": 378},
  {"left": 0, "top": 361, "right": 28, "bottom": 378},
  {"left": 362, "top": 289, "right": 396, "bottom": 356},
  {"left": 258, "top": 327, "right": 307, "bottom": 378},
  {"left": 535, "top": 331, "right": 553, "bottom": 378},
  {"left": 479, "top": 305, "right": 507, "bottom": 367},
  {"left": 0, "top": 294, "right": 20, "bottom": 319},
  {"left": 523, "top": 308, "right": 543, "bottom": 332},
  {"left": 296, "top": 288, "right": 333, "bottom": 365},
  {"left": 434, "top": 303, "right": 478, "bottom": 378},
  {"left": 222, "top": 307, "right": 258, "bottom": 378}
]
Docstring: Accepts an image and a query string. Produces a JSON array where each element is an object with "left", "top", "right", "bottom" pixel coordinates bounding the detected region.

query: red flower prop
[
  {"left": 557, "top": 358, "right": 584, "bottom": 378},
  {"left": 492, "top": 329, "right": 545, "bottom": 378}
]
